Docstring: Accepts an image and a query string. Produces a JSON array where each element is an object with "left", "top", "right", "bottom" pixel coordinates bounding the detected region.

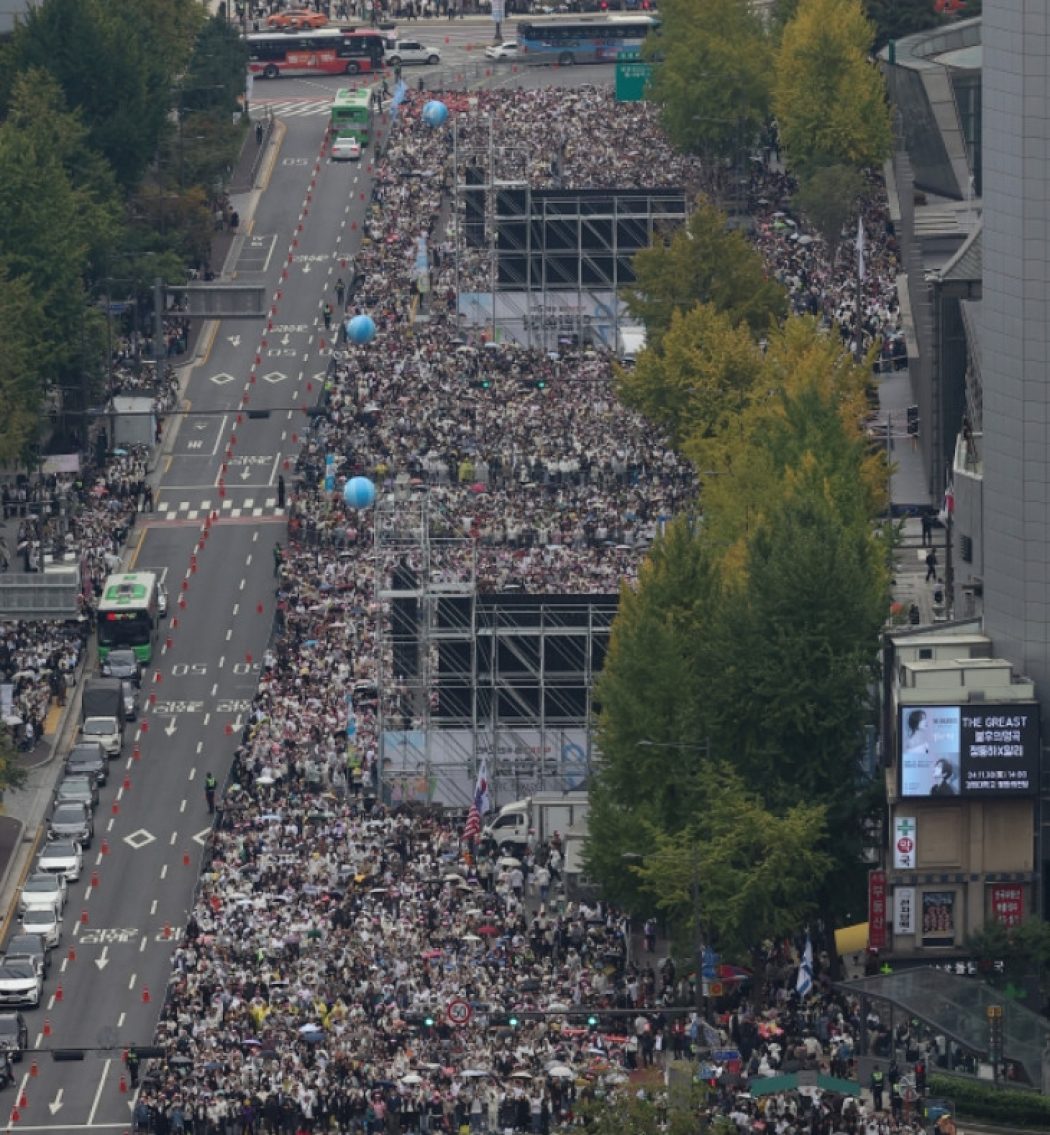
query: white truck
[{"left": 481, "top": 792, "right": 589, "bottom": 855}]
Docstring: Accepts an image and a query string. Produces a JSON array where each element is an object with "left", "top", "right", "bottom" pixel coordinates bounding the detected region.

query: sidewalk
[{"left": 876, "top": 365, "right": 943, "bottom": 626}]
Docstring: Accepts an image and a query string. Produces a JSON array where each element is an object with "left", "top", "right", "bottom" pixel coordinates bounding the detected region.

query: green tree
[
  {"left": 626, "top": 202, "right": 787, "bottom": 348},
  {"left": 0, "top": 266, "right": 47, "bottom": 465},
  {"left": 864, "top": 0, "right": 944, "bottom": 50},
  {"left": 646, "top": 0, "right": 772, "bottom": 166},
  {"left": 616, "top": 302, "right": 763, "bottom": 448},
  {"left": 3, "top": 0, "right": 201, "bottom": 188},
  {"left": 586, "top": 520, "right": 721, "bottom": 909},
  {"left": 706, "top": 461, "right": 887, "bottom": 920},
  {"left": 0, "top": 732, "right": 28, "bottom": 798},
  {"left": 632, "top": 766, "right": 832, "bottom": 960},
  {"left": 793, "top": 165, "right": 865, "bottom": 263},
  {"left": 773, "top": 0, "right": 892, "bottom": 176}
]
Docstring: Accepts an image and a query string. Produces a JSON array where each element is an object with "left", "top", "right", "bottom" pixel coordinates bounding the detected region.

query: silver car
[{"left": 19, "top": 908, "right": 59, "bottom": 950}]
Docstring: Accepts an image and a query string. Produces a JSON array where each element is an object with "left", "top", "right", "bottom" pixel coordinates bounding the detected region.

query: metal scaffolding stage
[
  {"left": 450, "top": 114, "right": 687, "bottom": 352},
  {"left": 374, "top": 492, "right": 612, "bottom": 809}
]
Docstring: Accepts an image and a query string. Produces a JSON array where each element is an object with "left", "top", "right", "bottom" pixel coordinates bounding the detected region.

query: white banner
[
  {"left": 893, "top": 815, "right": 917, "bottom": 869},
  {"left": 894, "top": 887, "right": 916, "bottom": 935}
]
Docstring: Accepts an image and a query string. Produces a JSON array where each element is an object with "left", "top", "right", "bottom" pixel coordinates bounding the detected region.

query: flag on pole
[
  {"left": 938, "top": 482, "right": 955, "bottom": 526},
  {"left": 856, "top": 215, "right": 866, "bottom": 283},
  {"left": 462, "top": 759, "right": 491, "bottom": 842},
  {"left": 796, "top": 934, "right": 814, "bottom": 999}
]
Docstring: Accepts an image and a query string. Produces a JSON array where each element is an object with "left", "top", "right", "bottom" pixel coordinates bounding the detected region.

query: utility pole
[{"left": 153, "top": 277, "right": 165, "bottom": 447}]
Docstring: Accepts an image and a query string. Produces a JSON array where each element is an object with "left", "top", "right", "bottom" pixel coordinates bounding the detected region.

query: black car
[
  {"left": 65, "top": 741, "right": 107, "bottom": 787},
  {"left": 0, "top": 1012, "right": 28, "bottom": 1061},
  {"left": 5, "top": 935, "right": 49, "bottom": 975},
  {"left": 101, "top": 648, "right": 141, "bottom": 686}
]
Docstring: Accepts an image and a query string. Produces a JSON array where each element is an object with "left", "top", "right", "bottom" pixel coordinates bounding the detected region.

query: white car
[
  {"left": 37, "top": 840, "right": 83, "bottom": 883},
  {"left": 80, "top": 716, "right": 121, "bottom": 758},
  {"left": 485, "top": 42, "right": 519, "bottom": 60},
  {"left": 19, "top": 873, "right": 66, "bottom": 917},
  {"left": 0, "top": 964, "right": 42, "bottom": 1008},
  {"left": 20, "top": 908, "right": 60, "bottom": 950},
  {"left": 331, "top": 136, "right": 362, "bottom": 162},
  {"left": 157, "top": 581, "right": 168, "bottom": 616},
  {"left": 386, "top": 40, "right": 441, "bottom": 66}
]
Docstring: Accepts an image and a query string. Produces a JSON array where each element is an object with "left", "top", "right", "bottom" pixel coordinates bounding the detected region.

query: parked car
[
  {"left": 48, "top": 802, "right": 93, "bottom": 848},
  {"left": 485, "top": 41, "right": 519, "bottom": 60},
  {"left": 37, "top": 840, "right": 83, "bottom": 884},
  {"left": 55, "top": 775, "right": 99, "bottom": 812},
  {"left": 386, "top": 41, "right": 441, "bottom": 66},
  {"left": 19, "top": 908, "right": 59, "bottom": 950},
  {"left": 5, "top": 935, "right": 49, "bottom": 975},
  {"left": 0, "top": 1013, "right": 28, "bottom": 1059},
  {"left": 100, "top": 648, "right": 141, "bottom": 686},
  {"left": 66, "top": 741, "right": 107, "bottom": 787},
  {"left": 157, "top": 581, "right": 168, "bottom": 616},
  {"left": 79, "top": 717, "right": 121, "bottom": 759},
  {"left": 331, "top": 136, "right": 362, "bottom": 161},
  {"left": 19, "top": 873, "right": 66, "bottom": 917},
  {"left": 0, "top": 963, "right": 41, "bottom": 1008}
]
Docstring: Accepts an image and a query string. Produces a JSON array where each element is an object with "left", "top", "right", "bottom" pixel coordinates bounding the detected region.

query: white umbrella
[
  {"left": 547, "top": 1065, "right": 574, "bottom": 1079},
  {"left": 401, "top": 1073, "right": 423, "bottom": 1085},
  {"left": 796, "top": 234, "right": 814, "bottom": 246},
  {"left": 462, "top": 1069, "right": 489, "bottom": 1078},
  {"left": 498, "top": 857, "right": 521, "bottom": 868},
  {"left": 510, "top": 1070, "right": 532, "bottom": 1080},
  {"left": 462, "top": 933, "right": 482, "bottom": 942}
]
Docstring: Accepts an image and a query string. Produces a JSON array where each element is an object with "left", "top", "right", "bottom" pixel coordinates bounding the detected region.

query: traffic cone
[
  {"left": 54, "top": 983, "right": 63, "bottom": 1002},
  {"left": 142, "top": 986, "right": 151, "bottom": 1004},
  {"left": 80, "top": 909, "right": 88, "bottom": 924},
  {"left": 118, "top": 1075, "right": 127, "bottom": 1094},
  {"left": 42, "top": 1019, "right": 51, "bottom": 1037},
  {"left": 19, "top": 1093, "right": 27, "bottom": 1108},
  {"left": 29, "top": 1062, "right": 37, "bottom": 1078},
  {"left": 100, "top": 839, "right": 109, "bottom": 855},
  {"left": 183, "top": 851, "right": 190, "bottom": 867},
  {"left": 11, "top": 1106, "right": 20, "bottom": 1122},
  {"left": 163, "top": 923, "right": 171, "bottom": 940},
  {"left": 67, "top": 945, "right": 76, "bottom": 963},
  {"left": 90, "top": 871, "right": 99, "bottom": 888}
]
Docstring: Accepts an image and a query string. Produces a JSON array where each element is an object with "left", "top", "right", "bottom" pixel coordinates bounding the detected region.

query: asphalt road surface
[
  {"left": 5, "top": 80, "right": 365, "bottom": 1134},
  {"left": 4, "top": 57, "right": 612, "bottom": 1132}
]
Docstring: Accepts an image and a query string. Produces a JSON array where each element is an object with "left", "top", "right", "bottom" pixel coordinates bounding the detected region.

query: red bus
[{"left": 247, "top": 29, "right": 386, "bottom": 78}]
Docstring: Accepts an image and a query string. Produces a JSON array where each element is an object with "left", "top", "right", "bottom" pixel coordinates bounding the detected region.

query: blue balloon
[
  {"left": 422, "top": 99, "right": 449, "bottom": 128},
  {"left": 343, "top": 476, "right": 376, "bottom": 509},
  {"left": 346, "top": 314, "right": 376, "bottom": 344}
]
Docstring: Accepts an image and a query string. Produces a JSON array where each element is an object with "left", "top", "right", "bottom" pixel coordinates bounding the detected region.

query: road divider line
[
  {"left": 87, "top": 1058, "right": 111, "bottom": 1127},
  {"left": 160, "top": 864, "right": 168, "bottom": 880}
]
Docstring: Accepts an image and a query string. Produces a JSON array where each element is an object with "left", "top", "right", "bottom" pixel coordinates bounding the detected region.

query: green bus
[
  {"left": 98, "top": 571, "right": 161, "bottom": 664},
  {"left": 330, "top": 87, "right": 373, "bottom": 144}
]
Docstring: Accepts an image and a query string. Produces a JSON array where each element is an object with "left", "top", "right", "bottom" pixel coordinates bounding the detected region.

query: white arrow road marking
[
  {"left": 48, "top": 1088, "right": 64, "bottom": 1115},
  {"left": 164, "top": 717, "right": 178, "bottom": 737},
  {"left": 94, "top": 947, "right": 109, "bottom": 972}
]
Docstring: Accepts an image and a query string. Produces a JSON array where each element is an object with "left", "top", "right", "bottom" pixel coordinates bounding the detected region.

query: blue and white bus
[{"left": 516, "top": 15, "right": 659, "bottom": 66}]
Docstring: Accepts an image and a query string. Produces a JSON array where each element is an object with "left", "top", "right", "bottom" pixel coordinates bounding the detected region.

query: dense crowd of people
[
  {"left": 111, "top": 86, "right": 920, "bottom": 1133},
  {"left": 0, "top": 65, "right": 919, "bottom": 1132}
]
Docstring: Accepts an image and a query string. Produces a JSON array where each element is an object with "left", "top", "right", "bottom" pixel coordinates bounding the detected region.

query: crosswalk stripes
[
  {"left": 155, "top": 498, "right": 282, "bottom": 520},
  {"left": 250, "top": 98, "right": 334, "bottom": 118}
]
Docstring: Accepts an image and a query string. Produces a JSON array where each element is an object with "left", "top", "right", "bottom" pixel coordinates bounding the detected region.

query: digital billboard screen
[{"left": 899, "top": 704, "right": 1039, "bottom": 797}]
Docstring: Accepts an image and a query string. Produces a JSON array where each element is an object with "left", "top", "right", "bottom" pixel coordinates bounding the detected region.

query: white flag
[
  {"left": 796, "top": 934, "right": 814, "bottom": 998},
  {"left": 856, "top": 215, "right": 866, "bottom": 283}
]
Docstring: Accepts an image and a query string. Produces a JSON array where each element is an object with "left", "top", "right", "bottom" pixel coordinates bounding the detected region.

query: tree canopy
[
  {"left": 646, "top": 0, "right": 772, "bottom": 166},
  {"left": 587, "top": 316, "right": 889, "bottom": 951},
  {"left": 625, "top": 202, "right": 787, "bottom": 349},
  {"left": 773, "top": 0, "right": 892, "bottom": 176},
  {"left": 631, "top": 766, "right": 832, "bottom": 959}
]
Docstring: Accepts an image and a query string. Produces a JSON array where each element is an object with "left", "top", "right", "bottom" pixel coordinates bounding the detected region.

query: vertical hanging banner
[{"left": 869, "top": 870, "right": 888, "bottom": 949}]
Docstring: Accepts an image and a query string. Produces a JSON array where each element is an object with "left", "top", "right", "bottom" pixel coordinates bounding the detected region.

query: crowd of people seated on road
[{"left": 118, "top": 88, "right": 918, "bottom": 1132}]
